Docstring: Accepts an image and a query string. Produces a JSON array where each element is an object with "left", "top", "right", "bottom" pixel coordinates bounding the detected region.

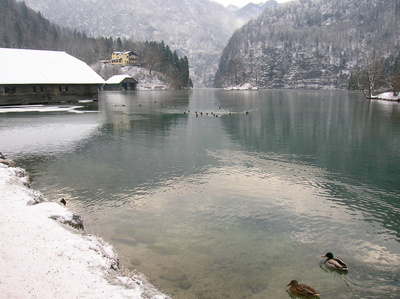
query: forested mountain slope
[
  {"left": 0, "top": 0, "right": 192, "bottom": 89},
  {"left": 215, "top": 0, "right": 400, "bottom": 89},
  {"left": 18, "top": 0, "right": 244, "bottom": 87},
  {"left": 0, "top": 0, "right": 99, "bottom": 62}
]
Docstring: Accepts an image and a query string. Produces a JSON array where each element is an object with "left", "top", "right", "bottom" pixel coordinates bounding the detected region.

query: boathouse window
[
  {"left": 4, "top": 86, "right": 16, "bottom": 94},
  {"left": 33, "top": 86, "right": 44, "bottom": 92},
  {"left": 59, "top": 85, "right": 68, "bottom": 92}
]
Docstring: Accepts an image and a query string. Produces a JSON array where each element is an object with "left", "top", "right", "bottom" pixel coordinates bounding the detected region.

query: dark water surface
[{"left": 1, "top": 89, "right": 399, "bottom": 298}]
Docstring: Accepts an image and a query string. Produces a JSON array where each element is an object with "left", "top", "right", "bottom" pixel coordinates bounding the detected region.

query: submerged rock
[
  {"left": 148, "top": 245, "right": 178, "bottom": 255},
  {"left": 159, "top": 267, "right": 188, "bottom": 282},
  {"left": 130, "top": 258, "right": 142, "bottom": 266},
  {"left": 159, "top": 267, "right": 192, "bottom": 290},
  {"left": 134, "top": 232, "right": 156, "bottom": 245},
  {"left": 178, "top": 279, "right": 192, "bottom": 290},
  {"left": 112, "top": 235, "right": 138, "bottom": 246},
  {"left": 244, "top": 281, "right": 267, "bottom": 294}
]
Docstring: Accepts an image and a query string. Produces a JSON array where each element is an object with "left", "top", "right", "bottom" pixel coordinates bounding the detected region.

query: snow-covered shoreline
[
  {"left": 223, "top": 83, "right": 259, "bottom": 90},
  {"left": 0, "top": 155, "right": 169, "bottom": 299},
  {"left": 372, "top": 92, "right": 400, "bottom": 101}
]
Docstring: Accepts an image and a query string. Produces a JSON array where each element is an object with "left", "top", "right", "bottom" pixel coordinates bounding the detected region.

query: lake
[{"left": 1, "top": 89, "right": 399, "bottom": 298}]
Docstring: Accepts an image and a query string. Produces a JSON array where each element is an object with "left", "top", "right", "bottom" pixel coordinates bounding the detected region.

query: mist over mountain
[
  {"left": 215, "top": 0, "right": 400, "bottom": 89},
  {"left": 234, "top": 0, "right": 277, "bottom": 22},
  {"left": 18, "top": 0, "right": 255, "bottom": 87}
]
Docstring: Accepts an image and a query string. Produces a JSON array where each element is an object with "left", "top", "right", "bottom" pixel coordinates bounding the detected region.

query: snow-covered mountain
[
  {"left": 215, "top": 0, "right": 400, "bottom": 89},
  {"left": 235, "top": 0, "right": 277, "bottom": 22},
  {"left": 19, "top": 0, "right": 263, "bottom": 87}
]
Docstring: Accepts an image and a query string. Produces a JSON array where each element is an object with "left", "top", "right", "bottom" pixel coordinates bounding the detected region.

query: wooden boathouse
[
  {"left": 104, "top": 75, "right": 138, "bottom": 91},
  {"left": 0, "top": 48, "right": 105, "bottom": 105}
]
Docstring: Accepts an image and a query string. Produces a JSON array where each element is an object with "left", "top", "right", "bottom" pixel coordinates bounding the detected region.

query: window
[
  {"left": 33, "top": 86, "right": 37, "bottom": 92},
  {"left": 5, "top": 87, "right": 16, "bottom": 94},
  {"left": 59, "top": 85, "right": 68, "bottom": 92}
]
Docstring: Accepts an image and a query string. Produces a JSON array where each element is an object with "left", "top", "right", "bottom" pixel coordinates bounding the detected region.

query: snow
[
  {"left": 0, "top": 157, "right": 169, "bottom": 299},
  {"left": 119, "top": 66, "right": 168, "bottom": 90},
  {"left": 106, "top": 75, "right": 135, "bottom": 84},
  {"left": 223, "top": 83, "right": 259, "bottom": 90},
  {"left": 374, "top": 92, "right": 400, "bottom": 101},
  {"left": 93, "top": 63, "right": 169, "bottom": 90},
  {"left": 0, "top": 104, "right": 85, "bottom": 113},
  {"left": 0, "top": 48, "right": 105, "bottom": 85}
]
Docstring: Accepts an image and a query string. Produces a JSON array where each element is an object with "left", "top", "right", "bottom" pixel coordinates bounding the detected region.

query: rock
[
  {"left": 12, "top": 167, "right": 32, "bottom": 187},
  {"left": 112, "top": 235, "right": 137, "bottom": 246},
  {"left": 134, "top": 232, "right": 156, "bottom": 245},
  {"left": 28, "top": 190, "right": 46, "bottom": 205},
  {"left": 244, "top": 281, "right": 267, "bottom": 294},
  {"left": 50, "top": 214, "right": 84, "bottom": 230},
  {"left": 178, "top": 279, "right": 192, "bottom": 290},
  {"left": 68, "top": 214, "right": 85, "bottom": 230},
  {"left": 148, "top": 245, "right": 178, "bottom": 255},
  {"left": 130, "top": 258, "right": 142, "bottom": 266},
  {"left": 0, "top": 159, "right": 15, "bottom": 167},
  {"left": 159, "top": 267, "right": 188, "bottom": 282}
]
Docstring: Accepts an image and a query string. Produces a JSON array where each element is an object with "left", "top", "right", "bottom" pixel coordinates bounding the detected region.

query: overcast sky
[{"left": 213, "top": 0, "right": 293, "bottom": 8}]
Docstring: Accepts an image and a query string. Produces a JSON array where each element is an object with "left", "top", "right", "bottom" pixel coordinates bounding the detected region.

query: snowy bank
[
  {"left": 92, "top": 63, "right": 169, "bottom": 90},
  {"left": 0, "top": 156, "right": 169, "bottom": 299},
  {"left": 223, "top": 83, "right": 259, "bottom": 90},
  {"left": 372, "top": 92, "right": 400, "bottom": 101}
]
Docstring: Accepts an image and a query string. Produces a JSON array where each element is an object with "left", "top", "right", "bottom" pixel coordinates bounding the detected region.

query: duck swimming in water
[
  {"left": 286, "top": 280, "right": 320, "bottom": 298},
  {"left": 322, "top": 252, "right": 348, "bottom": 271}
]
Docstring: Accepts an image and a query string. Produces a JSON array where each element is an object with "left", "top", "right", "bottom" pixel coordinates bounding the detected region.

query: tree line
[
  {"left": 349, "top": 53, "right": 400, "bottom": 98},
  {"left": 137, "top": 41, "right": 192, "bottom": 89},
  {"left": 0, "top": 0, "right": 192, "bottom": 89}
]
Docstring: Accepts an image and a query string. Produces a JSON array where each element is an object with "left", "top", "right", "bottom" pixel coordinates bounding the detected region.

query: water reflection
[
  {"left": 1, "top": 90, "right": 399, "bottom": 298},
  {"left": 0, "top": 103, "right": 102, "bottom": 160}
]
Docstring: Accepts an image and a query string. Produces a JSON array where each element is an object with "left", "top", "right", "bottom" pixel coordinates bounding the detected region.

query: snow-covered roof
[
  {"left": 106, "top": 75, "right": 136, "bottom": 84},
  {"left": 0, "top": 48, "right": 105, "bottom": 85},
  {"left": 112, "top": 51, "right": 137, "bottom": 55}
]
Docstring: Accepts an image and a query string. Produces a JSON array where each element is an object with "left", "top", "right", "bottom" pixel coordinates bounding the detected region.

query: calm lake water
[{"left": 1, "top": 89, "right": 399, "bottom": 298}]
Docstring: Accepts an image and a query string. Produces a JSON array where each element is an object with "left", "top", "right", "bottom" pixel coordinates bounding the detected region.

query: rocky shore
[{"left": 0, "top": 154, "right": 169, "bottom": 299}]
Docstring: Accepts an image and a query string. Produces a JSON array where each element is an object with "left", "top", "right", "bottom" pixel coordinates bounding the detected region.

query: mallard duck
[
  {"left": 322, "top": 252, "right": 348, "bottom": 271},
  {"left": 286, "top": 280, "right": 320, "bottom": 298}
]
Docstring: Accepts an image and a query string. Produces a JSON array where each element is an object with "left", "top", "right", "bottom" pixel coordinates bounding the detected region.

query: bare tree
[
  {"left": 354, "top": 59, "right": 384, "bottom": 98},
  {"left": 382, "top": 55, "right": 400, "bottom": 96},
  {"left": 383, "top": 72, "right": 400, "bottom": 96}
]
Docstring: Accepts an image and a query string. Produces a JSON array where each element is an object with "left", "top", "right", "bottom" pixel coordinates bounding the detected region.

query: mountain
[
  {"left": 0, "top": 0, "right": 95, "bottom": 61},
  {"left": 215, "top": 0, "right": 400, "bottom": 90},
  {"left": 235, "top": 1, "right": 277, "bottom": 22},
  {"left": 0, "top": 0, "right": 192, "bottom": 89},
  {"left": 18, "top": 0, "right": 248, "bottom": 87}
]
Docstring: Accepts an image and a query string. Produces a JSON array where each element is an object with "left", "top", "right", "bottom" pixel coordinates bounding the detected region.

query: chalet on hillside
[
  {"left": 109, "top": 51, "right": 138, "bottom": 66},
  {"left": 104, "top": 75, "right": 138, "bottom": 91},
  {"left": 0, "top": 48, "right": 105, "bottom": 105}
]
